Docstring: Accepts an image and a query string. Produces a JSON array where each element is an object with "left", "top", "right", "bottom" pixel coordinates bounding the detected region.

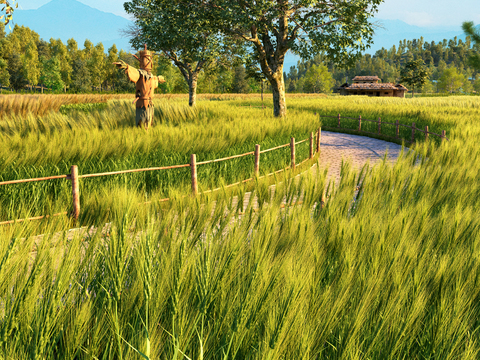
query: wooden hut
[{"left": 338, "top": 76, "right": 408, "bottom": 98}]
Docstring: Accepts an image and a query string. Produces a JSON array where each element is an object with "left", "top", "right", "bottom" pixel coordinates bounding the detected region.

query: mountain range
[
  {"left": 9, "top": 0, "right": 133, "bottom": 52},
  {"left": 8, "top": 0, "right": 476, "bottom": 69}
]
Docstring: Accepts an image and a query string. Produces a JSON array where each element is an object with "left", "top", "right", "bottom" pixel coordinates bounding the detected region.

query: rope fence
[
  {"left": 319, "top": 113, "right": 449, "bottom": 143},
  {"left": 0, "top": 127, "right": 322, "bottom": 225},
  {"left": 0, "top": 113, "right": 449, "bottom": 225}
]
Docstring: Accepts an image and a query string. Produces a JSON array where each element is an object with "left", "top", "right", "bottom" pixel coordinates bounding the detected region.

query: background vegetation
[{"left": 2, "top": 22, "right": 480, "bottom": 96}]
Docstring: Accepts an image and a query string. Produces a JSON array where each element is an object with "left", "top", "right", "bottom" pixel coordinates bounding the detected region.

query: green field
[{"left": 0, "top": 94, "right": 479, "bottom": 359}]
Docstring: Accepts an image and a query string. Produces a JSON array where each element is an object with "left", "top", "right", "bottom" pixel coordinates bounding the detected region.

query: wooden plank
[
  {"left": 190, "top": 154, "right": 198, "bottom": 195},
  {"left": 0, "top": 174, "right": 69, "bottom": 186},
  {"left": 309, "top": 132, "right": 314, "bottom": 159},
  {"left": 260, "top": 143, "right": 290, "bottom": 153},
  {"left": 316, "top": 127, "right": 321, "bottom": 153},
  {"left": 291, "top": 137, "right": 296, "bottom": 170},
  {"left": 0, "top": 212, "right": 69, "bottom": 226},
  {"left": 197, "top": 151, "right": 254, "bottom": 165},
  {"left": 254, "top": 144, "right": 260, "bottom": 177},
  {"left": 71, "top": 165, "right": 80, "bottom": 220},
  {"left": 79, "top": 164, "right": 190, "bottom": 178}
]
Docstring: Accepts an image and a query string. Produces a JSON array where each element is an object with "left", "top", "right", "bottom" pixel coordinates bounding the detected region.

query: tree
[
  {"left": 124, "top": 0, "right": 243, "bottom": 107},
  {"left": 105, "top": 44, "right": 119, "bottom": 91},
  {"left": 71, "top": 58, "right": 91, "bottom": 93},
  {"left": 473, "top": 78, "right": 480, "bottom": 94},
  {"left": 0, "top": 57, "right": 9, "bottom": 88},
  {"left": 232, "top": 65, "right": 249, "bottom": 93},
  {"left": 400, "top": 59, "right": 428, "bottom": 98},
  {"left": 304, "top": 64, "right": 334, "bottom": 94},
  {"left": 88, "top": 43, "right": 106, "bottom": 91},
  {"left": 462, "top": 22, "right": 480, "bottom": 70},
  {"left": 22, "top": 39, "right": 40, "bottom": 91},
  {"left": 438, "top": 67, "right": 465, "bottom": 93},
  {"left": 245, "top": 50, "right": 267, "bottom": 100},
  {"left": 203, "top": 0, "right": 383, "bottom": 116},
  {"left": 7, "top": 53, "right": 27, "bottom": 91},
  {"left": 40, "top": 56, "right": 65, "bottom": 92},
  {"left": 49, "top": 38, "right": 72, "bottom": 92}
]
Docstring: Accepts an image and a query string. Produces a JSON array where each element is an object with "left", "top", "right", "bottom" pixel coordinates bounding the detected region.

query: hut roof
[
  {"left": 395, "top": 84, "right": 408, "bottom": 90},
  {"left": 352, "top": 76, "right": 381, "bottom": 81},
  {"left": 340, "top": 83, "right": 407, "bottom": 90}
]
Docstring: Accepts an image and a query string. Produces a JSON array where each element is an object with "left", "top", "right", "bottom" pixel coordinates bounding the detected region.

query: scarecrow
[{"left": 113, "top": 45, "right": 165, "bottom": 129}]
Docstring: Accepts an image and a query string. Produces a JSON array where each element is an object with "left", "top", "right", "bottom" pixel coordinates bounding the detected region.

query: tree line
[
  {"left": 0, "top": 23, "right": 264, "bottom": 95},
  {"left": 2, "top": 23, "right": 480, "bottom": 101},
  {"left": 284, "top": 33, "right": 480, "bottom": 94}
]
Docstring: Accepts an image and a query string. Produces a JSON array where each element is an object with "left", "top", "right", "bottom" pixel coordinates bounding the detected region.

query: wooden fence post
[
  {"left": 377, "top": 117, "right": 381, "bottom": 134},
  {"left": 190, "top": 154, "right": 198, "bottom": 195},
  {"left": 290, "top": 137, "right": 296, "bottom": 170},
  {"left": 441, "top": 130, "right": 446, "bottom": 143},
  {"left": 411, "top": 122, "right": 416, "bottom": 143},
  {"left": 254, "top": 144, "right": 260, "bottom": 177},
  {"left": 309, "top": 132, "right": 314, "bottom": 159},
  {"left": 70, "top": 165, "right": 80, "bottom": 220},
  {"left": 425, "top": 125, "right": 429, "bottom": 141},
  {"left": 337, "top": 113, "right": 341, "bottom": 128},
  {"left": 316, "top": 127, "right": 321, "bottom": 153},
  {"left": 358, "top": 115, "right": 362, "bottom": 131},
  {"left": 396, "top": 120, "right": 399, "bottom": 138}
]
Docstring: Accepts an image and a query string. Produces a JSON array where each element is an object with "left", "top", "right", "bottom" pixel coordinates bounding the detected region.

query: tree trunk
[
  {"left": 270, "top": 72, "right": 286, "bottom": 117},
  {"left": 412, "top": 85, "right": 415, "bottom": 98},
  {"left": 188, "top": 77, "right": 198, "bottom": 107},
  {"left": 261, "top": 80, "right": 264, "bottom": 102}
]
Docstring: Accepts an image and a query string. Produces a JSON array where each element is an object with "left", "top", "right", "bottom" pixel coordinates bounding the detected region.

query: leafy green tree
[
  {"left": 245, "top": 49, "right": 267, "bottom": 100},
  {"left": 7, "top": 53, "right": 27, "bottom": 91},
  {"left": 88, "top": 43, "right": 106, "bottom": 91},
  {"left": 400, "top": 59, "right": 429, "bottom": 98},
  {"left": 0, "top": 21, "right": 5, "bottom": 39},
  {"left": 22, "top": 39, "right": 40, "bottom": 91},
  {"left": 124, "top": 0, "right": 243, "bottom": 106},
  {"left": 49, "top": 38, "right": 72, "bottom": 92},
  {"left": 304, "top": 64, "right": 334, "bottom": 94},
  {"left": 105, "top": 44, "right": 119, "bottom": 91},
  {"left": 67, "top": 38, "right": 79, "bottom": 62},
  {"left": 202, "top": 0, "right": 383, "bottom": 116},
  {"left": 71, "top": 58, "right": 91, "bottom": 93},
  {"left": 438, "top": 67, "right": 466, "bottom": 93},
  {"left": 232, "top": 65, "right": 249, "bottom": 93},
  {"left": 462, "top": 22, "right": 480, "bottom": 70},
  {"left": 0, "top": 57, "right": 9, "bottom": 88},
  {"left": 40, "top": 56, "right": 65, "bottom": 92},
  {"left": 473, "top": 78, "right": 480, "bottom": 93}
]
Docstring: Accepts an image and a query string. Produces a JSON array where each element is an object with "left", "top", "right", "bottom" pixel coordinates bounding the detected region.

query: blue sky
[{"left": 16, "top": 0, "right": 480, "bottom": 28}]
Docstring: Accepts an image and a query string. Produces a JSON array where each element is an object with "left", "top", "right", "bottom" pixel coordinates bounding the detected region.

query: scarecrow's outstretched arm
[{"left": 113, "top": 61, "right": 139, "bottom": 83}]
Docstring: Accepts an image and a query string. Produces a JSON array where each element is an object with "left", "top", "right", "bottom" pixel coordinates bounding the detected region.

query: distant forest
[{"left": 1, "top": 23, "right": 479, "bottom": 95}]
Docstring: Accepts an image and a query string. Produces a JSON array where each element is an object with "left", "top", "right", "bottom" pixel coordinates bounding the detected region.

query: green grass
[
  {"left": 0, "top": 94, "right": 479, "bottom": 358},
  {"left": 0, "top": 97, "right": 320, "bottom": 223}
]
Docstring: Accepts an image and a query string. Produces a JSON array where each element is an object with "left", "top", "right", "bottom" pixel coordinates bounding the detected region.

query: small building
[{"left": 338, "top": 76, "right": 408, "bottom": 98}]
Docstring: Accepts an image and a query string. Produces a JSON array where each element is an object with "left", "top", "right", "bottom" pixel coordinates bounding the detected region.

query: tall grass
[
  {"left": 1, "top": 94, "right": 480, "bottom": 358},
  {"left": 0, "top": 142, "right": 479, "bottom": 358},
  {"left": 0, "top": 97, "right": 321, "bottom": 222}
]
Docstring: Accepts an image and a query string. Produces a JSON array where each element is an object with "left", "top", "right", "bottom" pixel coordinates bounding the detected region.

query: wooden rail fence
[
  {"left": 0, "top": 128, "right": 322, "bottom": 225},
  {"left": 320, "top": 114, "right": 449, "bottom": 143}
]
